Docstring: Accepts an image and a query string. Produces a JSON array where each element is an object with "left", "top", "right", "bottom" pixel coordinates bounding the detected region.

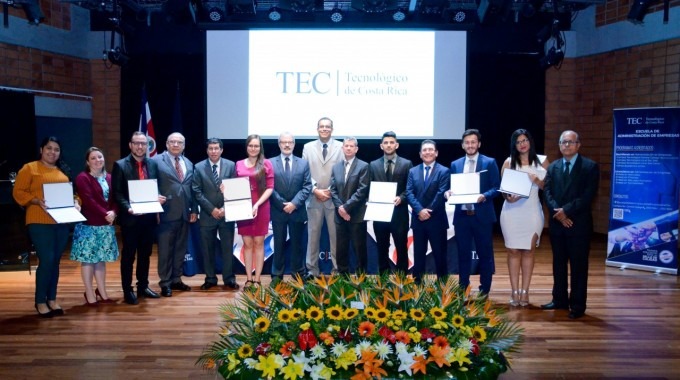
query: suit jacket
[
  {"left": 302, "top": 138, "right": 343, "bottom": 210},
  {"left": 270, "top": 155, "right": 312, "bottom": 223},
  {"left": 368, "top": 156, "right": 413, "bottom": 224},
  {"left": 406, "top": 162, "right": 450, "bottom": 230},
  {"left": 450, "top": 154, "right": 501, "bottom": 224},
  {"left": 192, "top": 157, "right": 236, "bottom": 227},
  {"left": 75, "top": 171, "right": 116, "bottom": 226},
  {"left": 153, "top": 151, "right": 197, "bottom": 223},
  {"left": 544, "top": 154, "right": 599, "bottom": 236},
  {"left": 111, "top": 154, "right": 160, "bottom": 227},
  {"left": 330, "top": 158, "right": 370, "bottom": 223}
]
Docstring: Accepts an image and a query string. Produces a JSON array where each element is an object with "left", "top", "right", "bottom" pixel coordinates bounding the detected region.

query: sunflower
[
  {"left": 326, "top": 305, "right": 344, "bottom": 321},
  {"left": 452, "top": 314, "right": 465, "bottom": 328},
  {"left": 391, "top": 310, "right": 407, "bottom": 320},
  {"left": 277, "top": 309, "right": 293, "bottom": 323},
  {"left": 291, "top": 308, "right": 304, "bottom": 321},
  {"left": 429, "top": 306, "right": 447, "bottom": 321},
  {"left": 374, "top": 308, "right": 391, "bottom": 323},
  {"left": 364, "top": 306, "right": 376, "bottom": 319},
  {"left": 472, "top": 325, "right": 487, "bottom": 342},
  {"left": 410, "top": 308, "right": 426, "bottom": 321},
  {"left": 344, "top": 307, "right": 359, "bottom": 320},
  {"left": 237, "top": 343, "right": 253, "bottom": 358},
  {"left": 254, "top": 316, "right": 271, "bottom": 333},
  {"left": 306, "top": 306, "right": 323, "bottom": 322}
]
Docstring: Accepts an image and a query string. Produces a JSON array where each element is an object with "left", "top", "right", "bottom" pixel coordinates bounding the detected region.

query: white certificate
[
  {"left": 499, "top": 168, "right": 532, "bottom": 198},
  {"left": 448, "top": 172, "right": 481, "bottom": 205},
  {"left": 223, "top": 177, "right": 253, "bottom": 221},
  {"left": 128, "top": 179, "right": 164, "bottom": 214},
  {"left": 365, "top": 181, "right": 397, "bottom": 222},
  {"left": 43, "top": 182, "right": 86, "bottom": 223}
]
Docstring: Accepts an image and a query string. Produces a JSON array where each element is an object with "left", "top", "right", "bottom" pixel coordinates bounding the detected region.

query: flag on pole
[{"left": 139, "top": 88, "right": 157, "bottom": 157}]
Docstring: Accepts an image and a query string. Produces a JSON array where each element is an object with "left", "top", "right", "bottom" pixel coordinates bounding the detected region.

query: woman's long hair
[
  {"left": 39, "top": 136, "right": 72, "bottom": 181},
  {"left": 245, "top": 134, "right": 267, "bottom": 195},
  {"left": 509, "top": 129, "right": 540, "bottom": 170}
]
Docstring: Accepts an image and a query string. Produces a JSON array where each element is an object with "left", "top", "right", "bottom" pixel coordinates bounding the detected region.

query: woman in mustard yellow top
[{"left": 13, "top": 137, "right": 74, "bottom": 318}]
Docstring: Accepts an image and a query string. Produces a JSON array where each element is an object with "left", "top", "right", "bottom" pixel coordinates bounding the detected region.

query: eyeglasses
[
  {"left": 168, "top": 140, "right": 185, "bottom": 146},
  {"left": 559, "top": 140, "right": 579, "bottom": 146},
  {"left": 131, "top": 141, "right": 148, "bottom": 146},
  {"left": 515, "top": 139, "right": 529, "bottom": 146}
]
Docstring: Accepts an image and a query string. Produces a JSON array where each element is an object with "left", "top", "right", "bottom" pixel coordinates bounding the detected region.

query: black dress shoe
[
  {"left": 302, "top": 273, "right": 316, "bottom": 282},
  {"left": 161, "top": 287, "right": 172, "bottom": 297},
  {"left": 170, "top": 281, "right": 191, "bottom": 291},
  {"left": 224, "top": 282, "right": 240, "bottom": 292},
  {"left": 47, "top": 304, "right": 65, "bottom": 316},
  {"left": 139, "top": 288, "right": 160, "bottom": 299},
  {"left": 568, "top": 311, "right": 585, "bottom": 319},
  {"left": 200, "top": 282, "right": 216, "bottom": 290},
  {"left": 35, "top": 304, "right": 54, "bottom": 318},
  {"left": 124, "top": 291, "right": 139, "bottom": 305},
  {"left": 541, "top": 301, "right": 569, "bottom": 310}
]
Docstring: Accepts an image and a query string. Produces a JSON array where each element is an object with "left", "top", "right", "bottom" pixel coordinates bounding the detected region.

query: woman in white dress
[{"left": 500, "top": 129, "right": 549, "bottom": 307}]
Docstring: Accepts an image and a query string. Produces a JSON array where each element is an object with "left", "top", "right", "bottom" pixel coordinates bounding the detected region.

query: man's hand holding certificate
[
  {"left": 364, "top": 181, "right": 398, "bottom": 222},
  {"left": 447, "top": 172, "right": 482, "bottom": 204},
  {"left": 222, "top": 177, "right": 253, "bottom": 222},
  {"left": 128, "top": 179, "right": 165, "bottom": 214}
]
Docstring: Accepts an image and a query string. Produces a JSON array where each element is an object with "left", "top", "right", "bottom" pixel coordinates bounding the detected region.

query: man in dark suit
[
  {"left": 270, "top": 132, "right": 312, "bottom": 283},
  {"left": 153, "top": 132, "right": 198, "bottom": 297},
  {"left": 368, "top": 131, "right": 413, "bottom": 274},
  {"left": 192, "top": 138, "right": 239, "bottom": 291},
  {"left": 542, "top": 130, "right": 599, "bottom": 319},
  {"left": 405, "top": 139, "right": 450, "bottom": 283},
  {"left": 448, "top": 129, "right": 500, "bottom": 295},
  {"left": 111, "top": 131, "right": 165, "bottom": 305},
  {"left": 330, "top": 137, "right": 370, "bottom": 274}
]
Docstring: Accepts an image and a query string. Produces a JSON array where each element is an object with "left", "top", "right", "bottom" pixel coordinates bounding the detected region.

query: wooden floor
[{"left": 1, "top": 233, "right": 679, "bottom": 379}]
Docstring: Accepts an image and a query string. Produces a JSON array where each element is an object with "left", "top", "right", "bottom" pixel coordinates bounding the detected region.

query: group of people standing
[{"left": 13, "top": 118, "right": 598, "bottom": 321}]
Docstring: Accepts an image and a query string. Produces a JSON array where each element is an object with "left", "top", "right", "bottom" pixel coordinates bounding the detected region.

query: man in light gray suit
[
  {"left": 192, "top": 138, "right": 239, "bottom": 291},
  {"left": 302, "top": 117, "right": 343, "bottom": 278},
  {"left": 153, "top": 132, "right": 198, "bottom": 297},
  {"left": 270, "top": 132, "right": 312, "bottom": 284}
]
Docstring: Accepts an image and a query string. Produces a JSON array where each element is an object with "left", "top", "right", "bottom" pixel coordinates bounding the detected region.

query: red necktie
[
  {"left": 175, "top": 156, "right": 184, "bottom": 182},
  {"left": 137, "top": 161, "right": 145, "bottom": 180}
]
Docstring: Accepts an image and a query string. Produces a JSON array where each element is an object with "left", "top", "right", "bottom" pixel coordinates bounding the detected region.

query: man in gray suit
[
  {"left": 192, "top": 138, "right": 239, "bottom": 291},
  {"left": 368, "top": 131, "right": 413, "bottom": 274},
  {"left": 302, "top": 117, "right": 343, "bottom": 278},
  {"left": 270, "top": 132, "right": 312, "bottom": 284},
  {"left": 330, "top": 137, "right": 370, "bottom": 274},
  {"left": 153, "top": 132, "right": 198, "bottom": 297}
]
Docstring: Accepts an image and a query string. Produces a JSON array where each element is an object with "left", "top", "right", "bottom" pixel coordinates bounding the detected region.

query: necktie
[
  {"left": 424, "top": 165, "right": 431, "bottom": 184},
  {"left": 137, "top": 161, "right": 145, "bottom": 180},
  {"left": 465, "top": 159, "right": 476, "bottom": 210},
  {"left": 386, "top": 159, "right": 393, "bottom": 181},
  {"left": 322, "top": 143, "right": 328, "bottom": 160},
  {"left": 175, "top": 156, "right": 184, "bottom": 182},
  {"left": 344, "top": 161, "right": 350, "bottom": 181},
  {"left": 565, "top": 160, "right": 571, "bottom": 174},
  {"left": 285, "top": 157, "right": 291, "bottom": 178},
  {"left": 212, "top": 164, "right": 219, "bottom": 185}
]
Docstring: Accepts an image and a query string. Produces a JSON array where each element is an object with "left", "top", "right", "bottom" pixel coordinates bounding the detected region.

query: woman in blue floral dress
[{"left": 71, "top": 147, "right": 119, "bottom": 305}]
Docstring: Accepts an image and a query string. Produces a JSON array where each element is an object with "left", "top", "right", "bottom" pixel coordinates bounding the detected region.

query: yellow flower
[
  {"left": 226, "top": 353, "right": 240, "bottom": 371},
  {"left": 326, "top": 305, "right": 344, "bottom": 321},
  {"left": 429, "top": 307, "right": 447, "bottom": 321},
  {"left": 409, "top": 331, "right": 422, "bottom": 343},
  {"left": 300, "top": 322, "right": 311, "bottom": 331},
  {"left": 306, "top": 306, "right": 324, "bottom": 322},
  {"left": 278, "top": 309, "right": 293, "bottom": 323},
  {"left": 374, "top": 308, "right": 391, "bottom": 323},
  {"left": 237, "top": 344, "right": 253, "bottom": 358},
  {"left": 472, "top": 325, "right": 487, "bottom": 342},
  {"left": 281, "top": 358, "right": 304, "bottom": 380},
  {"left": 254, "top": 316, "right": 271, "bottom": 333},
  {"left": 344, "top": 307, "right": 359, "bottom": 320},
  {"left": 254, "top": 354, "right": 281, "bottom": 378},
  {"left": 452, "top": 314, "right": 465, "bottom": 328},
  {"left": 451, "top": 347, "right": 472, "bottom": 367},
  {"left": 391, "top": 310, "right": 407, "bottom": 320},
  {"left": 364, "top": 306, "right": 376, "bottom": 319},
  {"left": 410, "top": 308, "right": 425, "bottom": 321},
  {"left": 335, "top": 349, "right": 358, "bottom": 370},
  {"left": 291, "top": 308, "right": 304, "bottom": 321},
  {"left": 319, "top": 364, "right": 336, "bottom": 380}
]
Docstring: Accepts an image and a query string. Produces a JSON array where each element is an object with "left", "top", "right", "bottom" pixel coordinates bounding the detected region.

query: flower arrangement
[{"left": 198, "top": 273, "right": 523, "bottom": 379}]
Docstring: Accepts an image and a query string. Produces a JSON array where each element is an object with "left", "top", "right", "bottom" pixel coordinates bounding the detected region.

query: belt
[{"left": 465, "top": 210, "right": 476, "bottom": 216}]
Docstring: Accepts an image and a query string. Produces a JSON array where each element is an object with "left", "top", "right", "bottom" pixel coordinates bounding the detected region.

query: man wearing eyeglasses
[
  {"left": 153, "top": 132, "right": 198, "bottom": 297},
  {"left": 111, "top": 131, "right": 166, "bottom": 305},
  {"left": 542, "top": 130, "right": 599, "bottom": 320}
]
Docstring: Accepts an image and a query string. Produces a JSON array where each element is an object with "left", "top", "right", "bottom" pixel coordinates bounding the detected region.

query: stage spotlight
[
  {"left": 207, "top": 7, "right": 224, "bottom": 21},
  {"left": 392, "top": 8, "right": 406, "bottom": 21},
  {"left": 539, "top": 46, "right": 564, "bottom": 70},
  {"left": 268, "top": 6, "right": 282, "bottom": 21},
  {"left": 330, "top": 6, "right": 344, "bottom": 22},
  {"left": 627, "top": 0, "right": 656, "bottom": 24},
  {"left": 107, "top": 47, "right": 130, "bottom": 66}
]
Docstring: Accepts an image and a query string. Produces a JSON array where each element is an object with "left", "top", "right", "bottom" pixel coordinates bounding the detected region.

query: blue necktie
[
  {"left": 212, "top": 164, "right": 219, "bottom": 186},
  {"left": 285, "top": 157, "right": 291, "bottom": 179},
  {"left": 424, "top": 166, "right": 431, "bottom": 184}
]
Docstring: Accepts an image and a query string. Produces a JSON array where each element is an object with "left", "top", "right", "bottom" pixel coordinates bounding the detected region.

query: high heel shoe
[
  {"left": 83, "top": 292, "right": 98, "bottom": 307},
  {"left": 95, "top": 289, "right": 116, "bottom": 304},
  {"left": 35, "top": 303, "right": 53, "bottom": 318},
  {"left": 509, "top": 290, "right": 520, "bottom": 306},
  {"left": 519, "top": 289, "right": 529, "bottom": 307}
]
